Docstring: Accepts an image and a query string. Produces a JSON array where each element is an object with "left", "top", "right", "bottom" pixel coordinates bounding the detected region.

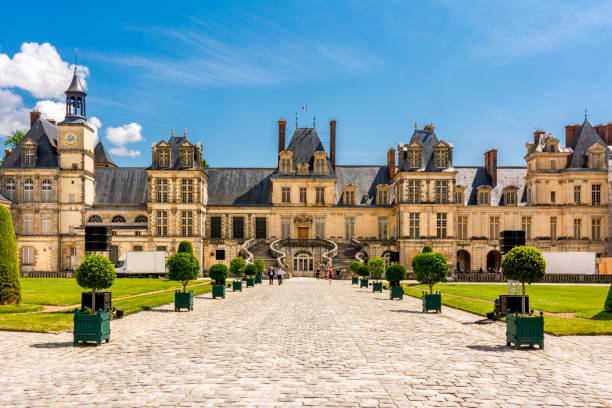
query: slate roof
[
  {"left": 566, "top": 120, "right": 609, "bottom": 169},
  {"left": 455, "top": 166, "right": 527, "bottom": 206},
  {"left": 93, "top": 167, "right": 148, "bottom": 205},
  {"left": 94, "top": 141, "right": 116, "bottom": 167},
  {"left": 1, "top": 118, "right": 58, "bottom": 169},
  {"left": 281, "top": 128, "right": 334, "bottom": 176},
  {"left": 148, "top": 136, "right": 203, "bottom": 171},
  {"left": 335, "top": 166, "right": 393, "bottom": 205},
  {"left": 398, "top": 127, "right": 452, "bottom": 172},
  {"left": 66, "top": 68, "right": 86, "bottom": 94},
  {"left": 206, "top": 168, "right": 274, "bottom": 206}
]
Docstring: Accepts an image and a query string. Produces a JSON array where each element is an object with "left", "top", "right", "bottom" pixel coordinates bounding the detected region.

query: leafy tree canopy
[
  {"left": 501, "top": 246, "right": 546, "bottom": 284},
  {"left": 4, "top": 130, "right": 26, "bottom": 148},
  {"left": 349, "top": 260, "right": 362, "bottom": 276},
  {"left": 166, "top": 253, "right": 200, "bottom": 292},
  {"left": 209, "top": 263, "right": 229, "bottom": 284},
  {"left": 357, "top": 264, "right": 369, "bottom": 277},
  {"left": 177, "top": 240, "right": 194, "bottom": 254},
  {"left": 385, "top": 264, "right": 406, "bottom": 285},
  {"left": 229, "top": 257, "right": 246, "bottom": 277},
  {"left": 254, "top": 259, "right": 266, "bottom": 274},
  {"left": 244, "top": 263, "right": 258, "bottom": 276},
  {"left": 0, "top": 205, "right": 20, "bottom": 304},
  {"left": 367, "top": 257, "right": 385, "bottom": 280},
  {"left": 76, "top": 255, "right": 116, "bottom": 292},
  {"left": 412, "top": 251, "right": 447, "bottom": 293}
]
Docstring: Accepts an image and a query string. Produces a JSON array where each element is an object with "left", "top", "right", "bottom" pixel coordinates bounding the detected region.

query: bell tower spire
[{"left": 63, "top": 67, "right": 87, "bottom": 123}]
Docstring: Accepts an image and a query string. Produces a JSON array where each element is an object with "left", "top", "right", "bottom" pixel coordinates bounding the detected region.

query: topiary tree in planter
[
  {"left": 254, "top": 259, "right": 265, "bottom": 284},
  {"left": 412, "top": 246, "right": 448, "bottom": 313},
  {"left": 244, "top": 263, "right": 257, "bottom": 287},
  {"left": 386, "top": 264, "right": 406, "bottom": 300},
  {"left": 167, "top": 252, "right": 200, "bottom": 311},
  {"left": 349, "top": 260, "right": 361, "bottom": 284},
  {"left": 230, "top": 257, "right": 246, "bottom": 280},
  {"left": 209, "top": 263, "right": 229, "bottom": 299},
  {"left": 0, "top": 205, "right": 20, "bottom": 305},
  {"left": 368, "top": 257, "right": 385, "bottom": 293},
  {"left": 501, "top": 246, "right": 546, "bottom": 314},
  {"left": 604, "top": 284, "right": 612, "bottom": 312},
  {"left": 357, "top": 264, "right": 370, "bottom": 288},
  {"left": 177, "top": 240, "right": 194, "bottom": 254}
]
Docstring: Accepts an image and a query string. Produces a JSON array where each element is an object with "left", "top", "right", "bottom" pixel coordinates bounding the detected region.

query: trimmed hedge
[
  {"left": 604, "top": 284, "right": 612, "bottom": 312},
  {"left": 412, "top": 247, "right": 448, "bottom": 294},
  {"left": 177, "top": 240, "right": 194, "bottom": 254},
  {"left": 368, "top": 257, "right": 385, "bottom": 281},
  {"left": 0, "top": 205, "right": 20, "bottom": 304},
  {"left": 254, "top": 259, "right": 266, "bottom": 275},
  {"left": 209, "top": 263, "right": 229, "bottom": 285},
  {"left": 357, "top": 264, "right": 369, "bottom": 277},
  {"left": 349, "top": 260, "right": 362, "bottom": 276},
  {"left": 244, "top": 263, "right": 258, "bottom": 276},
  {"left": 167, "top": 253, "right": 200, "bottom": 292},
  {"left": 385, "top": 264, "right": 406, "bottom": 286},
  {"left": 76, "top": 255, "right": 117, "bottom": 313},
  {"left": 230, "top": 257, "right": 246, "bottom": 277}
]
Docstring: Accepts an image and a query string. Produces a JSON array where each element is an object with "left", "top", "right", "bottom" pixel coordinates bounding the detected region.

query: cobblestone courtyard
[{"left": 1, "top": 279, "right": 611, "bottom": 407}]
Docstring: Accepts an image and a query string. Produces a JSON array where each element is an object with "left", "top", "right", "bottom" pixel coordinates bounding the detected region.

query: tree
[
  {"left": 349, "top": 260, "right": 362, "bottom": 277},
  {"left": 244, "top": 263, "right": 258, "bottom": 276},
  {"left": 201, "top": 158, "right": 210, "bottom": 168},
  {"left": 254, "top": 259, "right": 265, "bottom": 275},
  {"left": 4, "top": 130, "right": 26, "bottom": 148},
  {"left": 209, "top": 263, "right": 229, "bottom": 286},
  {"left": 230, "top": 257, "right": 246, "bottom": 278},
  {"left": 177, "top": 240, "right": 193, "bottom": 254},
  {"left": 166, "top": 253, "right": 200, "bottom": 293},
  {"left": 385, "top": 264, "right": 406, "bottom": 287},
  {"left": 76, "top": 255, "right": 116, "bottom": 313},
  {"left": 357, "top": 264, "right": 369, "bottom": 277},
  {"left": 0, "top": 205, "right": 20, "bottom": 304},
  {"left": 367, "top": 257, "right": 385, "bottom": 281},
  {"left": 501, "top": 246, "right": 546, "bottom": 314},
  {"left": 412, "top": 247, "right": 448, "bottom": 294},
  {"left": 604, "top": 284, "right": 612, "bottom": 312}
]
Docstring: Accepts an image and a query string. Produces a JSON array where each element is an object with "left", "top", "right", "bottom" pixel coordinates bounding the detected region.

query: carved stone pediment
[{"left": 293, "top": 216, "right": 312, "bottom": 227}]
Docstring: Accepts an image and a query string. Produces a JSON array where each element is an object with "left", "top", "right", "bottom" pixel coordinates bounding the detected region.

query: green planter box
[
  {"left": 360, "top": 278, "right": 369, "bottom": 288},
  {"left": 255, "top": 275, "right": 262, "bottom": 284},
  {"left": 390, "top": 285, "right": 404, "bottom": 300},
  {"left": 212, "top": 285, "right": 226, "bottom": 299},
  {"left": 422, "top": 292, "right": 442, "bottom": 313},
  {"left": 246, "top": 278, "right": 255, "bottom": 287},
  {"left": 232, "top": 280, "right": 242, "bottom": 292},
  {"left": 73, "top": 309, "right": 111, "bottom": 346},
  {"left": 506, "top": 311, "right": 544, "bottom": 349},
  {"left": 351, "top": 277, "right": 359, "bottom": 285},
  {"left": 372, "top": 281, "right": 383, "bottom": 293},
  {"left": 174, "top": 290, "right": 194, "bottom": 311}
]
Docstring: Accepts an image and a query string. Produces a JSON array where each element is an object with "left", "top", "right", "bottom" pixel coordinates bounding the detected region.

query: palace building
[{"left": 1, "top": 70, "right": 610, "bottom": 276}]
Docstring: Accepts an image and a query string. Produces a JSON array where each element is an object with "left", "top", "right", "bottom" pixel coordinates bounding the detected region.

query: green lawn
[{"left": 398, "top": 283, "right": 612, "bottom": 336}]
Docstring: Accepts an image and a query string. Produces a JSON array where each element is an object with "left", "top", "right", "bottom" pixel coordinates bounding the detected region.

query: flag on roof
[{"left": 301, "top": 105, "right": 307, "bottom": 111}]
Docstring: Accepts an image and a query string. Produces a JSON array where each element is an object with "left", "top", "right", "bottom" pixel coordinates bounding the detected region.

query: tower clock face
[{"left": 64, "top": 132, "right": 77, "bottom": 145}]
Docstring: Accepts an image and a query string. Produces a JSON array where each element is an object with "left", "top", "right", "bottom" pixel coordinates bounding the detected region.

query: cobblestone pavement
[{"left": 1, "top": 279, "right": 611, "bottom": 407}]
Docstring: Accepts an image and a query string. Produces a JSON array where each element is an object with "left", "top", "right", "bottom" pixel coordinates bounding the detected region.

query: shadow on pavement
[
  {"left": 390, "top": 309, "right": 422, "bottom": 314},
  {"left": 466, "top": 344, "right": 513, "bottom": 353},
  {"left": 30, "top": 342, "right": 77, "bottom": 349}
]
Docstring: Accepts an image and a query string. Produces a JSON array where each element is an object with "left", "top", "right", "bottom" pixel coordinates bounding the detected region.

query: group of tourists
[
  {"left": 315, "top": 268, "right": 340, "bottom": 284},
  {"left": 267, "top": 267, "right": 285, "bottom": 285}
]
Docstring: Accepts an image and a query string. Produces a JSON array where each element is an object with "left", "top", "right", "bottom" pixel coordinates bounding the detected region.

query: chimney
[
  {"left": 484, "top": 149, "right": 498, "bottom": 187},
  {"left": 387, "top": 148, "right": 395, "bottom": 179},
  {"left": 278, "top": 119, "right": 286, "bottom": 154},
  {"left": 47, "top": 119, "right": 57, "bottom": 125},
  {"left": 4, "top": 149, "right": 12, "bottom": 160},
  {"left": 533, "top": 130, "right": 545, "bottom": 144},
  {"left": 30, "top": 111, "right": 42, "bottom": 127},
  {"left": 565, "top": 124, "right": 580, "bottom": 147},
  {"left": 330, "top": 119, "right": 336, "bottom": 171},
  {"left": 606, "top": 123, "right": 612, "bottom": 145}
]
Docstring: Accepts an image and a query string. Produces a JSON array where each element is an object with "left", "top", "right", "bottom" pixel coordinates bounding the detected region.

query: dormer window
[
  {"left": 433, "top": 144, "right": 450, "bottom": 168},
  {"left": 313, "top": 151, "right": 328, "bottom": 176},
  {"left": 343, "top": 184, "right": 356, "bottom": 205},
  {"left": 180, "top": 147, "right": 193, "bottom": 168},
  {"left": 157, "top": 147, "right": 170, "bottom": 168},
  {"left": 590, "top": 152, "right": 603, "bottom": 169},
  {"left": 454, "top": 186, "right": 465, "bottom": 205},
  {"left": 278, "top": 150, "right": 293, "bottom": 175},
  {"left": 376, "top": 184, "right": 390, "bottom": 205},
  {"left": 477, "top": 186, "right": 491, "bottom": 205},
  {"left": 503, "top": 187, "right": 518, "bottom": 206},
  {"left": 408, "top": 147, "right": 421, "bottom": 168},
  {"left": 22, "top": 147, "right": 36, "bottom": 167}
]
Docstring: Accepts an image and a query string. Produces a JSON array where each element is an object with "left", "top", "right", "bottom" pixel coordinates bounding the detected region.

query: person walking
[
  {"left": 268, "top": 267, "right": 274, "bottom": 285},
  {"left": 277, "top": 267, "right": 284, "bottom": 285},
  {"left": 328, "top": 268, "right": 333, "bottom": 285},
  {"left": 315, "top": 268, "right": 320, "bottom": 280}
]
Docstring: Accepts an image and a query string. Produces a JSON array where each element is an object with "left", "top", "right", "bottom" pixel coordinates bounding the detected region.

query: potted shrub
[
  {"left": 349, "top": 260, "right": 361, "bottom": 285},
  {"left": 167, "top": 252, "right": 200, "bottom": 311},
  {"left": 386, "top": 264, "right": 406, "bottom": 300},
  {"left": 0, "top": 205, "right": 20, "bottom": 305},
  {"left": 358, "top": 264, "right": 369, "bottom": 288},
  {"left": 368, "top": 257, "right": 385, "bottom": 293},
  {"left": 209, "top": 264, "right": 228, "bottom": 299},
  {"left": 254, "top": 259, "right": 265, "bottom": 284},
  {"left": 501, "top": 246, "right": 546, "bottom": 349},
  {"left": 412, "top": 245, "right": 447, "bottom": 313},
  {"left": 177, "top": 240, "right": 194, "bottom": 254},
  {"left": 74, "top": 255, "right": 116, "bottom": 346},
  {"left": 244, "top": 263, "right": 257, "bottom": 287},
  {"left": 230, "top": 257, "right": 247, "bottom": 288}
]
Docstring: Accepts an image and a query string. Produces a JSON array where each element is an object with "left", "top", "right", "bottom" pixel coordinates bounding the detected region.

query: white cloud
[
  {"left": 88, "top": 117, "right": 102, "bottom": 145},
  {"left": 0, "top": 42, "right": 88, "bottom": 99},
  {"left": 33, "top": 100, "right": 65, "bottom": 122},
  {"left": 0, "top": 89, "right": 29, "bottom": 135},
  {"left": 109, "top": 146, "right": 141, "bottom": 157},
  {"left": 105, "top": 122, "right": 143, "bottom": 146}
]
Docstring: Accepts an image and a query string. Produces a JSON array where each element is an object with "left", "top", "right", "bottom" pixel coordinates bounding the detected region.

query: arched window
[
  {"left": 41, "top": 179, "right": 52, "bottom": 202},
  {"left": 23, "top": 179, "right": 34, "bottom": 202},
  {"left": 88, "top": 215, "right": 102, "bottom": 223},
  {"left": 5, "top": 179, "right": 15, "bottom": 200},
  {"left": 111, "top": 215, "right": 126, "bottom": 223},
  {"left": 293, "top": 251, "right": 314, "bottom": 272},
  {"left": 134, "top": 215, "right": 148, "bottom": 223}
]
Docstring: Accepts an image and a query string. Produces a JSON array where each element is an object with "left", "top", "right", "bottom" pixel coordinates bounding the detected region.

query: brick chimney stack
[
  {"left": 47, "top": 119, "right": 57, "bottom": 125},
  {"left": 484, "top": 149, "right": 498, "bottom": 187},
  {"left": 30, "top": 111, "right": 41, "bottom": 127},
  {"left": 533, "top": 130, "right": 545, "bottom": 145},
  {"left": 278, "top": 119, "right": 286, "bottom": 154},
  {"left": 387, "top": 148, "right": 395, "bottom": 180},
  {"left": 594, "top": 123, "right": 612, "bottom": 145},
  {"left": 330, "top": 119, "right": 336, "bottom": 171},
  {"left": 565, "top": 124, "right": 580, "bottom": 147}
]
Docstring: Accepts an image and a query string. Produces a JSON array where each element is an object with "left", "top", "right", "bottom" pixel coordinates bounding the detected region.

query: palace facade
[{"left": 1, "top": 70, "right": 610, "bottom": 276}]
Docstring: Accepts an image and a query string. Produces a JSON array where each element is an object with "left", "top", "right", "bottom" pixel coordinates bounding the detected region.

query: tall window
[
  {"left": 41, "top": 214, "right": 52, "bottom": 235},
  {"left": 280, "top": 158, "right": 291, "bottom": 175},
  {"left": 156, "top": 179, "right": 168, "bottom": 203},
  {"left": 522, "top": 216, "right": 532, "bottom": 240},
  {"left": 574, "top": 185, "right": 581, "bottom": 203},
  {"left": 24, "top": 148, "right": 36, "bottom": 167},
  {"left": 181, "top": 211, "right": 193, "bottom": 236},
  {"left": 409, "top": 213, "right": 420, "bottom": 238},
  {"left": 592, "top": 218, "right": 601, "bottom": 241},
  {"left": 314, "top": 158, "right": 326, "bottom": 175},
  {"left": 156, "top": 211, "right": 168, "bottom": 237},
  {"left": 315, "top": 217, "right": 325, "bottom": 239},
  {"left": 408, "top": 148, "right": 420, "bottom": 167},
  {"left": 210, "top": 217, "right": 222, "bottom": 238},
  {"left": 41, "top": 180, "right": 52, "bottom": 202},
  {"left": 378, "top": 218, "right": 388, "bottom": 240},
  {"left": 436, "top": 213, "right": 447, "bottom": 238},
  {"left": 181, "top": 179, "right": 194, "bottom": 203},
  {"left": 573, "top": 219, "right": 582, "bottom": 239},
  {"left": 592, "top": 184, "right": 601, "bottom": 205},
  {"left": 458, "top": 216, "right": 468, "bottom": 240},
  {"left": 22, "top": 247, "right": 34, "bottom": 265},
  {"left": 315, "top": 187, "right": 325, "bottom": 204},
  {"left": 281, "top": 187, "right": 291, "bottom": 203},
  {"left": 5, "top": 179, "right": 15, "bottom": 200},
  {"left": 504, "top": 189, "right": 517, "bottom": 206},
  {"left": 345, "top": 217, "right": 355, "bottom": 239},
  {"left": 454, "top": 190, "right": 464, "bottom": 205},
  {"left": 433, "top": 148, "right": 449, "bottom": 168},
  {"left": 158, "top": 148, "right": 170, "bottom": 167},
  {"left": 591, "top": 153, "right": 603, "bottom": 168},
  {"left": 377, "top": 190, "right": 388, "bottom": 205},
  {"left": 299, "top": 187, "right": 307, "bottom": 203},
  {"left": 344, "top": 191, "right": 355, "bottom": 205},
  {"left": 478, "top": 190, "right": 489, "bottom": 205},
  {"left": 232, "top": 217, "right": 244, "bottom": 239},
  {"left": 550, "top": 217, "right": 557, "bottom": 240},
  {"left": 180, "top": 148, "right": 193, "bottom": 167},
  {"left": 281, "top": 217, "right": 291, "bottom": 238},
  {"left": 255, "top": 217, "right": 267, "bottom": 239},
  {"left": 23, "top": 214, "right": 34, "bottom": 235},
  {"left": 550, "top": 191, "right": 556, "bottom": 203},
  {"left": 435, "top": 181, "right": 448, "bottom": 204},
  {"left": 489, "top": 216, "right": 500, "bottom": 240},
  {"left": 408, "top": 180, "right": 421, "bottom": 204},
  {"left": 23, "top": 179, "right": 34, "bottom": 202}
]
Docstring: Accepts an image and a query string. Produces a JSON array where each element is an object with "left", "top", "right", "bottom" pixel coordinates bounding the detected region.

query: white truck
[
  {"left": 542, "top": 252, "right": 597, "bottom": 275},
  {"left": 115, "top": 251, "right": 167, "bottom": 278}
]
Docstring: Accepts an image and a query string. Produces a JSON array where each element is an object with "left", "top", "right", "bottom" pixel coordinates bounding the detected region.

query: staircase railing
[
  {"left": 241, "top": 238, "right": 255, "bottom": 264},
  {"left": 269, "top": 239, "right": 287, "bottom": 269},
  {"left": 321, "top": 239, "right": 338, "bottom": 269},
  {"left": 351, "top": 238, "right": 367, "bottom": 264}
]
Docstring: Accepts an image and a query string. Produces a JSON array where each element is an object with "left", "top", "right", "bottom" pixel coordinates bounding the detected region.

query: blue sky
[{"left": 1, "top": 0, "right": 611, "bottom": 167}]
